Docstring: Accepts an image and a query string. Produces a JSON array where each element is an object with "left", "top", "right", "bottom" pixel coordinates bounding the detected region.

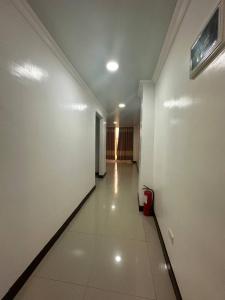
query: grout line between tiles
[
  {"left": 85, "top": 284, "right": 156, "bottom": 300},
  {"left": 64, "top": 229, "right": 148, "bottom": 243},
  {"left": 33, "top": 274, "right": 86, "bottom": 288},
  {"left": 34, "top": 274, "right": 155, "bottom": 300},
  {"left": 82, "top": 286, "right": 88, "bottom": 300}
]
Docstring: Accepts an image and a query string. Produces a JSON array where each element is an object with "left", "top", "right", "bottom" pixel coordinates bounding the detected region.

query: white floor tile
[
  {"left": 142, "top": 217, "right": 159, "bottom": 243},
  {"left": 34, "top": 232, "right": 95, "bottom": 285},
  {"left": 15, "top": 277, "right": 85, "bottom": 300},
  {"left": 147, "top": 241, "right": 176, "bottom": 300},
  {"left": 84, "top": 287, "right": 149, "bottom": 300},
  {"left": 88, "top": 236, "right": 155, "bottom": 299}
]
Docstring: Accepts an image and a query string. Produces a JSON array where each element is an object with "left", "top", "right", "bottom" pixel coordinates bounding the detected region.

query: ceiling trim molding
[
  {"left": 10, "top": 0, "right": 106, "bottom": 115},
  {"left": 152, "top": 0, "right": 191, "bottom": 83}
]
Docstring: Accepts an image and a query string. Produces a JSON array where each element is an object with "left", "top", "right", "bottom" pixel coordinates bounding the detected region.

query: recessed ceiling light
[
  {"left": 114, "top": 255, "right": 122, "bottom": 263},
  {"left": 118, "top": 103, "right": 126, "bottom": 108},
  {"left": 113, "top": 121, "right": 117, "bottom": 124},
  {"left": 111, "top": 204, "right": 116, "bottom": 210},
  {"left": 106, "top": 61, "right": 119, "bottom": 72}
]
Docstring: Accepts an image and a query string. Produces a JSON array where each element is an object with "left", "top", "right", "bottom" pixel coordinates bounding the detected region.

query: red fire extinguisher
[{"left": 142, "top": 185, "right": 154, "bottom": 216}]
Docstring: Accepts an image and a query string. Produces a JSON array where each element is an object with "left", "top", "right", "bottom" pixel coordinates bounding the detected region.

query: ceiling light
[
  {"left": 114, "top": 255, "right": 122, "bottom": 263},
  {"left": 111, "top": 204, "right": 116, "bottom": 210},
  {"left": 118, "top": 103, "right": 126, "bottom": 108},
  {"left": 106, "top": 61, "right": 119, "bottom": 72},
  {"left": 113, "top": 121, "right": 117, "bottom": 124}
]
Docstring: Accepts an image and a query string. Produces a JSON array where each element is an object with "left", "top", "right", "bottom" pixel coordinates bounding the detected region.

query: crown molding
[
  {"left": 152, "top": 0, "right": 191, "bottom": 83},
  {"left": 10, "top": 0, "right": 106, "bottom": 116}
]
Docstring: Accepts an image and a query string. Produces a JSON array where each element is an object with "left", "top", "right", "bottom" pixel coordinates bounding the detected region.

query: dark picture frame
[{"left": 190, "top": 0, "right": 225, "bottom": 79}]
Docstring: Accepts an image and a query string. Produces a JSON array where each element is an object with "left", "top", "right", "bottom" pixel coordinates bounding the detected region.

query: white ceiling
[{"left": 28, "top": 0, "right": 177, "bottom": 126}]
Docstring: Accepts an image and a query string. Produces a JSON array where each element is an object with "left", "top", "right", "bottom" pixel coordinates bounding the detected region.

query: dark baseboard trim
[
  {"left": 153, "top": 215, "right": 183, "bottom": 300},
  {"left": 96, "top": 172, "right": 107, "bottom": 178},
  {"left": 2, "top": 185, "right": 96, "bottom": 300}
]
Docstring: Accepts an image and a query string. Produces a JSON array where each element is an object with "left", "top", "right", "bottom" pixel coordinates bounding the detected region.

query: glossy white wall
[
  {"left": 133, "top": 125, "right": 140, "bottom": 166},
  {"left": 0, "top": 0, "right": 106, "bottom": 297},
  {"left": 99, "top": 118, "right": 106, "bottom": 176},
  {"left": 154, "top": 0, "right": 225, "bottom": 299},
  {"left": 138, "top": 81, "right": 155, "bottom": 205}
]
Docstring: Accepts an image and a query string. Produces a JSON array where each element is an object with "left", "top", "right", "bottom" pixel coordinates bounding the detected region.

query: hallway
[
  {"left": 15, "top": 162, "right": 175, "bottom": 300},
  {"left": 2, "top": 1, "right": 225, "bottom": 298}
]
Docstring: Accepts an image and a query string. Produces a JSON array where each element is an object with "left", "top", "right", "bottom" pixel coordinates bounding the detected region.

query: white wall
[
  {"left": 99, "top": 118, "right": 106, "bottom": 176},
  {"left": 153, "top": 0, "right": 225, "bottom": 299},
  {"left": 0, "top": 0, "right": 106, "bottom": 297},
  {"left": 133, "top": 125, "right": 140, "bottom": 165},
  {"left": 138, "top": 81, "right": 155, "bottom": 205},
  {"left": 95, "top": 115, "right": 100, "bottom": 173}
]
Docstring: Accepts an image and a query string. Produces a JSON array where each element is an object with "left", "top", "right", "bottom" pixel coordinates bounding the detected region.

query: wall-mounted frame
[{"left": 190, "top": 0, "right": 225, "bottom": 79}]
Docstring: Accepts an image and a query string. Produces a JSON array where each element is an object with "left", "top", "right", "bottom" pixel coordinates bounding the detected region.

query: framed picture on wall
[{"left": 190, "top": 0, "right": 225, "bottom": 79}]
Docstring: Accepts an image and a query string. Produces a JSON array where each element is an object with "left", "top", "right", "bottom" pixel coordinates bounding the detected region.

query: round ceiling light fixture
[
  {"left": 118, "top": 103, "right": 126, "bottom": 108},
  {"left": 113, "top": 121, "right": 117, "bottom": 124},
  {"left": 106, "top": 61, "right": 119, "bottom": 72},
  {"left": 114, "top": 255, "right": 122, "bottom": 263},
  {"left": 111, "top": 204, "right": 116, "bottom": 210}
]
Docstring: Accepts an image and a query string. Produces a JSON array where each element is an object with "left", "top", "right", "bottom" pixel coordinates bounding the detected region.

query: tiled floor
[{"left": 16, "top": 162, "right": 176, "bottom": 300}]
